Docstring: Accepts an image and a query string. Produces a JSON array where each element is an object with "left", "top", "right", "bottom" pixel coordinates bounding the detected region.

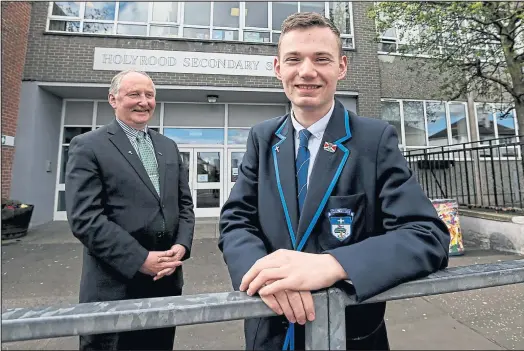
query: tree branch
[{"left": 473, "top": 59, "right": 515, "bottom": 96}]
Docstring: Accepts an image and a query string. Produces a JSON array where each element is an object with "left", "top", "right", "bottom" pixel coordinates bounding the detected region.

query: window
[
  {"left": 163, "top": 128, "right": 225, "bottom": 145},
  {"left": 380, "top": 99, "right": 471, "bottom": 150},
  {"left": 426, "top": 101, "right": 447, "bottom": 147},
  {"left": 328, "top": 2, "right": 354, "bottom": 48},
  {"left": 475, "top": 103, "right": 518, "bottom": 143},
  {"left": 377, "top": 20, "right": 424, "bottom": 55},
  {"left": 47, "top": 2, "right": 354, "bottom": 48},
  {"left": 380, "top": 100, "right": 402, "bottom": 142}
]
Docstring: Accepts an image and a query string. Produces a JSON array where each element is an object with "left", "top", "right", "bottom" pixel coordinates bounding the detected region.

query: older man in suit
[
  {"left": 65, "top": 70, "right": 195, "bottom": 350},
  {"left": 218, "top": 12, "right": 450, "bottom": 350}
]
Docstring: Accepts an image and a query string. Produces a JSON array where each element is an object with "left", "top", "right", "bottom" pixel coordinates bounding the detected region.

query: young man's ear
[
  {"left": 338, "top": 55, "right": 348, "bottom": 80},
  {"left": 274, "top": 57, "right": 282, "bottom": 81}
]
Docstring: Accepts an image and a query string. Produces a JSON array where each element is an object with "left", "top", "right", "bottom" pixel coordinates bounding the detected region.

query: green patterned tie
[{"left": 136, "top": 131, "right": 160, "bottom": 195}]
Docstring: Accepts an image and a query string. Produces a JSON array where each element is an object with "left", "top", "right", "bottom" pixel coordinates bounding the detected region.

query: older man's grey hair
[{"left": 108, "top": 69, "right": 156, "bottom": 96}]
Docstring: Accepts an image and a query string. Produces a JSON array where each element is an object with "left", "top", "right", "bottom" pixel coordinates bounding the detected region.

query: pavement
[{"left": 1, "top": 221, "right": 523, "bottom": 350}]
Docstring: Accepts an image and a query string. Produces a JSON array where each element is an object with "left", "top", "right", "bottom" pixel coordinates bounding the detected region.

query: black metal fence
[{"left": 403, "top": 136, "right": 524, "bottom": 211}]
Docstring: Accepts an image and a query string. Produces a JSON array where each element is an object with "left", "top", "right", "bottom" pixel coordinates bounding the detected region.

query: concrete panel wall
[{"left": 11, "top": 82, "right": 62, "bottom": 226}]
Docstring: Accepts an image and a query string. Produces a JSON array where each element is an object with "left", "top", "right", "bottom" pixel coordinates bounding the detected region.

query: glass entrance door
[
  {"left": 179, "top": 148, "right": 223, "bottom": 217},
  {"left": 227, "top": 149, "right": 246, "bottom": 198}
]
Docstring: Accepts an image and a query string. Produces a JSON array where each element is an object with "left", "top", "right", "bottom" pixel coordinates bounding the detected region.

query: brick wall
[
  {"left": 1, "top": 2, "right": 32, "bottom": 199},
  {"left": 24, "top": 2, "right": 383, "bottom": 117}
]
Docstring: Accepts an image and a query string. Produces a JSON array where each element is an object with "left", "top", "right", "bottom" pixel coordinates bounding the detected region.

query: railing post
[
  {"left": 305, "top": 291, "right": 329, "bottom": 350},
  {"left": 327, "top": 287, "right": 347, "bottom": 350}
]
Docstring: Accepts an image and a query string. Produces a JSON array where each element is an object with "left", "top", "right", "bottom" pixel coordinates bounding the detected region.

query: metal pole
[
  {"left": 328, "top": 287, "right": 348, "bottom": 350},
  {"left": 305, "top": 291, "right": 330, "bottom": 350}
]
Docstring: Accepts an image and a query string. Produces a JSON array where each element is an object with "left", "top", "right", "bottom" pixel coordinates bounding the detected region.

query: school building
[{"left": 1, "top": 1, "right": 519, "bottom": 226}]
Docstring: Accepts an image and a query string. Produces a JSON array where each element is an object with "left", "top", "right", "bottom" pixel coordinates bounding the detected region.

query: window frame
[
  {"left": 46, "top": 1, "right": 355, "bottom": 48},
  {"left": 380, "top": 98, "right": 472, "bottom": 150}
]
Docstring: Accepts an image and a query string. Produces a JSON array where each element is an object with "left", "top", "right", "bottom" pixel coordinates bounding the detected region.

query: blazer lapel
[
  {"left": 296, "top": 100, "right": 353, "bottom": 251},
  {"left": 149, "top": 130, "right": 167, "bottom": 205},
  {"left": 107, "top": 120, "right": 160, "bottom": 201},
  {"left": 272, "top": 115, "right": 300, "bottom": 249}
]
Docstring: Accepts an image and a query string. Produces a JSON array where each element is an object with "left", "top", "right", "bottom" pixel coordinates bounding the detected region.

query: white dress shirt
[{"left": 291, "top": 100, "right": 335, "bottom": 184}]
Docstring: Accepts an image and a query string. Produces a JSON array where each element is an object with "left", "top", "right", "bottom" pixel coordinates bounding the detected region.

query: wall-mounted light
[{"left": 207, "top": 95, "right": 218, "bottom": 103}]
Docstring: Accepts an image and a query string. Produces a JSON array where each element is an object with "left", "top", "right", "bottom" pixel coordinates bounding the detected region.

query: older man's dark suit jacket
[
  {"left": 219, "top": 99, "right": 450, "bottom": 350},
  {"left": 65, "top": 119, "right": 194, "bottom": 349}
]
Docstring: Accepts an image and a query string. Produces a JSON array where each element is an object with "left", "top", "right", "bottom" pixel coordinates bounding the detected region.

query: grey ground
[{"left": 1, "top": 221, "right": 523, "bottom": 350}]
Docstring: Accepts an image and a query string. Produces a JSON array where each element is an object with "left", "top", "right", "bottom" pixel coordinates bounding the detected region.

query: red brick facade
[{"left": 1, "top": 2, "right": 32, "bottom": 199}]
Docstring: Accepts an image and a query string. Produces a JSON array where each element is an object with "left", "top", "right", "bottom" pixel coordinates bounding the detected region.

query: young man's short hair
[{"left": 278, "top": 12, "right": 343, "bottom": 56}]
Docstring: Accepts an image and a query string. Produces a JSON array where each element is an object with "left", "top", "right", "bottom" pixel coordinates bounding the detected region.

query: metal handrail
[{"left": 3, "top": 260, "right": 524, "bottom": 349}]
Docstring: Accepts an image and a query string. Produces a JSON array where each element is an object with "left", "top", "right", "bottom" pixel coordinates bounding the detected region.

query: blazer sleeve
[
  {"left": 65, "top": 136, "right": 149, "bottom": 280},
  {"left": 173, "top": 143, "right": 195, "bottom": 260},
  {"left": 218, "top": 128, "right": 269, "bottom": 290},
  {"left": 325, "top": 125, "right": 450, "bottom": 302}
]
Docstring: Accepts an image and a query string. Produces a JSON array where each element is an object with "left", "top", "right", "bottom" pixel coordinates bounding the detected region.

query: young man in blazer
[
  {"left": 219, "top": 12, "right": 450, "bottom": 350},
  {"left": 65, "top": 70, "right": 195, "bottom": 350}
]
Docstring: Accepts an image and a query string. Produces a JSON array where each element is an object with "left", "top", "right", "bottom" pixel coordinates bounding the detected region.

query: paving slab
[
  {"left": 386, "top": 314, "right": 504, "bottom": 350},
  {"left": 1, "top": 222, "right": 523, "bottom": 350}
]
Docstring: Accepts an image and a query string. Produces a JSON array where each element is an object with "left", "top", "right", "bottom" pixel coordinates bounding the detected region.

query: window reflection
[
  {"left": 272, "top": 2, "right": 298, "bottom": 30},
  {"left": 302, "top": 2, "right": 325, "bottom": 15},
  {"left": 228, "top": 129, "right": 250, "bottom": 145},
  {"left": 403, "top": 101, "right": 426, "bottom": 147},
  {"left": 52, "top": 2, "right": 80, "bottom": 16},
  {"left": 47, "top": 1, "right": 354, "bottom": 44},
  {"left": 329, "top": 2, "right": 350, "bottom": 35},
  {"left": 197, "top": 189, "right": 220, "bottom": 208},
  {"left": 212, "top": 30, "right": 238, "bottom": 40},
  {"left": 213, "top": 2, "right": 239, "bottom": 28},
  {"left": 152, "top": 2, "right": 178, "bottom": 23},
  {"left": 163, "top": 128, "right": 224, "bottom": 144},
  {"left": 84, "top": 22, "right": 113, "bottom": 34},
  {"left": 426, "top": 102, "right": 447, "bottom": 147},
  {"left": 63, "top": 127, "right": 92, "bottom": 143},
  {"left": 380, "top": 101, "right": 402, "bottom": 141},
  {"left": 476, "top": 104, "right": 495, "bottom": 142},
  {"left": 197, "top": 152, "right": 220, "bottom": 182},
  {"left": 243, "top": 31, "right": 270, "bottom": 43},
  {"left": 495, "top": 110, "right": 516, "bottom": 137},
  {"left": 118, "top": 2, "right": 148, "bottom": 22},
  {"left": 230, "top": 152, "right": 244, "bottom": 182},
  {"left": 180, "top": 152, "right": 190, "bottom": 180},
  {"left": 84, "top": 2, "right": 115, "bottom": 20},
  {"left": 117, "top": 24, "right": 147, "bottom": 35},
  {"left": 150, "top": 25, "right": 179, "bottom": 37},
  {"left": 184, "top": 2, "right": 211, "bottom": 26},
  {"left": 245, "top": 3, "right": 268, "bottom": 28},
  {"left": 60, "top": 146, "right": 69, "bottom": 183},
  {"left": 49, "top": 20, "right": 80, "bottom": 32},
  {"left": 184, "top": 27, "right": 210, "bottom": 40},
  {"left": 449, "top": 103, "right": 468, "bottom": 144}
]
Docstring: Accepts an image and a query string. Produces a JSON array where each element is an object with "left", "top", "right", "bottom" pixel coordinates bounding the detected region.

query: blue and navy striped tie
[
  {"left": 283, "top": 128, "right": 312, "bottom": 351},
  {"left": 296, "top": 129, "right": 312, "bottom": 215}
]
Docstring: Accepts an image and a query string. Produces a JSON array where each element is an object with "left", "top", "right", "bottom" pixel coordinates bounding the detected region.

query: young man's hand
[
  {"left": 240, "top": 249, "right": 347, "bottom": 296},
  {"left": 259, "top": 282, "right": 315, "bottom": 324}
]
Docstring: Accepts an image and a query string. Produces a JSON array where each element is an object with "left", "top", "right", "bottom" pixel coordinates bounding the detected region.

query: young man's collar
[{"left": 291, "top": 100, "right": 335, "bottom": 139}]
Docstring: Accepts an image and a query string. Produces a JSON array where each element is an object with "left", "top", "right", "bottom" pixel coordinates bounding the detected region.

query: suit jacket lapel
[
  {"left": 107, "top": 120, "right": 160, "bottom": 201},
  {"left": 296, "top": 100, "right": 353, "bottom": 250},
  {"left": 272, "top": 115, "right": 299, "bottom": 249},
  {"left": 149, "top": 130, "right": 167, "bottom": 205}
]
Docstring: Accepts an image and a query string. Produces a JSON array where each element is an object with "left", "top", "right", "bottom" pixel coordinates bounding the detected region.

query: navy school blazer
[{"left": 219, "top": 99, "right": 450, "bottom": 347}]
